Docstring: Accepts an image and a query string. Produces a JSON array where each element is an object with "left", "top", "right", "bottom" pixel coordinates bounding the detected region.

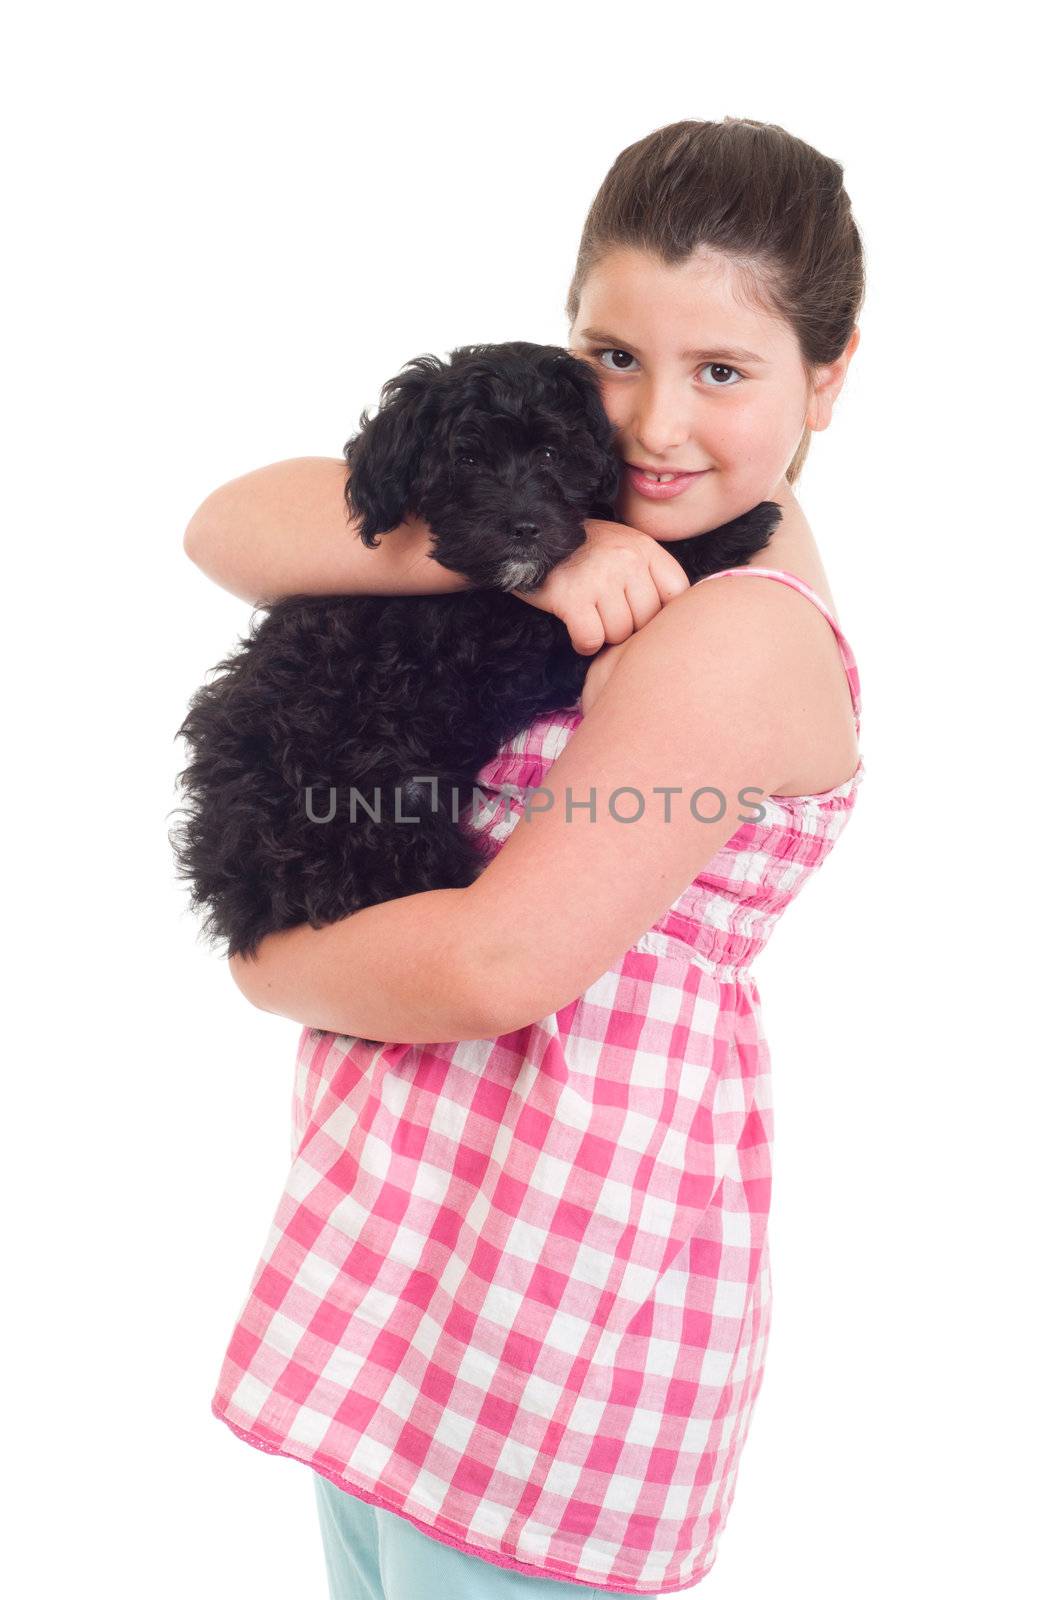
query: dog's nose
[{"left": 512, "top": 521, "right": 540, "bottom": 542}]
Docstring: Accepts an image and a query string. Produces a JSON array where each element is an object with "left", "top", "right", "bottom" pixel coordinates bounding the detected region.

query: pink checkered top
[{"left": 210, "top": 566, "right": 865, "bottom": 1595}]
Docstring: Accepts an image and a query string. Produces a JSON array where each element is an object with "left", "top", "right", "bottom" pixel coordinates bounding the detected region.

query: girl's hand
[{"left": 513, "top": 518, "right": 690, "bottom": 655}]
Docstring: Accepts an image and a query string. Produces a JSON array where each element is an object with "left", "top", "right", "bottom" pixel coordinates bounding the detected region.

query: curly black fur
[{"left": 169, "top": 341, "right": 779, "bottom": 959}]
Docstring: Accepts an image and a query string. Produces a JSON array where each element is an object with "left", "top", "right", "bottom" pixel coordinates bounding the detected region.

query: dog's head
[{"left": 342, "top": 342, "right": 622, "bottom": 593}]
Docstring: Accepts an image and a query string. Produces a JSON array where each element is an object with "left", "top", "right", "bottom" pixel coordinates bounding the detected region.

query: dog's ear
[
  {"left": 549, "top": 351, "right": 623, "bottom": 508},
  {"left": 343, "top": 355, "right": 445, "bottom": 546}
]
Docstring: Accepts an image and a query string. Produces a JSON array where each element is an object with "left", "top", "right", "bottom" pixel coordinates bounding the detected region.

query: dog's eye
[
  {"left": 457, "top": 454, "right": 477, "bottom": 468},
  {"left": 541, "top": 446, "right": 557, "bottom": 462}
]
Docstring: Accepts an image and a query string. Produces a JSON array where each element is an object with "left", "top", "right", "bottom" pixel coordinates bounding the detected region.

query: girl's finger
[
  {"left": 649, "top": 546, "right": 692, "bottom": 604},
  {"left": 624, "top": 569, "right": 671, "bottom": 632},
  {"left": 592, "top": 584, "right": 642, "bottom": 648},
  {"left": 566, "top": 607, "right": 607, "bottom": 655}
]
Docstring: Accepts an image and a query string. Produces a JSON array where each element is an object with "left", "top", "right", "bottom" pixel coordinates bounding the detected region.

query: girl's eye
[
  {"left": 595, "top": 348, "right": 637, "bottom": 373},
  {"left": 701, "top": 362, "right": 741, "bottom": 387}
]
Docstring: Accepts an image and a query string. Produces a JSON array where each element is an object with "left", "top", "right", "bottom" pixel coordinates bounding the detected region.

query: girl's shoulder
[
  {"left": 582, "top": 559, "right": 831, "bottom": 717},
  {"left": 690, "top": 566, "right": 860, "bottom": 794},
  {"left": 584, "top": 567, "right": 858, "bottom": 796}
]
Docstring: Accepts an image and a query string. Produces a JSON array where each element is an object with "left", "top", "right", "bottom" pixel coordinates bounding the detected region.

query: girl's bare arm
[
  {"left": 183, "top": 456, "right": 472, "bottom": 606},
  {"left": 183, "top": 454, "right": 690, "bottom": 651}
]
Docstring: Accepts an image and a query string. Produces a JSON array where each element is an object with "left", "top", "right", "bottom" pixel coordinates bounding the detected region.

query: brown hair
[{"left": 565, "top": 117, "right": 865, "bottom": 485}]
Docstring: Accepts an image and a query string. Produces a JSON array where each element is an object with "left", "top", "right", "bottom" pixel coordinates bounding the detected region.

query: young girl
[{"left": 186, "top": 118, "right": 865, "bottom": 1597}]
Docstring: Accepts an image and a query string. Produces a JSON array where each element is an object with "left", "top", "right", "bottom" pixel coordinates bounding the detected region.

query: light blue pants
[{"left": 312, "top": 1472, "right": 623, "bottom": 1598}]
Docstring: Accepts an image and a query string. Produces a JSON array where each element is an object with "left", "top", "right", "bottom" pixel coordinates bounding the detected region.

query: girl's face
[{"left": 569, "top": 246, "right": 850, "bottom": 539}]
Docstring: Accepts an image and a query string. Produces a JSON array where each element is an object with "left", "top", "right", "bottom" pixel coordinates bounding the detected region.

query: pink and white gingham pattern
[{"left": 211, "top": 567, "right": 865, "bottom": 1595}]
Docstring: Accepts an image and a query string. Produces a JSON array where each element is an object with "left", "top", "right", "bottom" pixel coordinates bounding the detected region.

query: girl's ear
[
  {"left": 343, "top": 357, "right": 444, "bottom": 544},
  {"left": 807, "top": 326, "right": 860, "bottom": 434}
]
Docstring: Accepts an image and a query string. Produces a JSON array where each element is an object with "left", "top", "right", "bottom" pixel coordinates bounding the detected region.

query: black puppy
[{"left": 170, "top": 342, "right": 779, "bottom": 960}]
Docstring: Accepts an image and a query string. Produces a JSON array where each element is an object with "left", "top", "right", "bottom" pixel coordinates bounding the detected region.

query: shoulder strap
[{"left": 694, "top": 566, "right": 862, "bottom": 737}]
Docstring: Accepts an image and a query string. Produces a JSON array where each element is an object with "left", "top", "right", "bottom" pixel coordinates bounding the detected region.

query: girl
[{"left": 185, "top": 118, "right": 865, "bottom": 1597}]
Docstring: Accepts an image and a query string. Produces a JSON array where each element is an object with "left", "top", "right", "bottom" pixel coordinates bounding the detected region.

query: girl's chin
[{"left": 616, "top": 490, "right": 709, "bottom": 540}]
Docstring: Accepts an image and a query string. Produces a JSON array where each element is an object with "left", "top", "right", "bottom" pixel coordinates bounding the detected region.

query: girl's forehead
[
  {"left": 576, "top": 263, "right": 795, "bottom": 363},
  {"left": 582, "top": 246, "right": 765, "bottom": 312}
]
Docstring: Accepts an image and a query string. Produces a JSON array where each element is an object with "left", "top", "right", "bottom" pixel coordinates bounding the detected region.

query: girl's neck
[{"left": 748, "top": 479, "right": 839, "bottom": 617}]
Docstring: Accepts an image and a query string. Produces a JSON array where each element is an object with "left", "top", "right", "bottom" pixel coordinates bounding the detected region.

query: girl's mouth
[{"left": 625, "top": 465, "right": 711, "bottom": 501}]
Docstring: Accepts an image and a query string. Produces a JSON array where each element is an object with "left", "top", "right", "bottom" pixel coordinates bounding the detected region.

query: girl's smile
[{"left": 624, "top": 463, "right": 712, "bottom": 500}]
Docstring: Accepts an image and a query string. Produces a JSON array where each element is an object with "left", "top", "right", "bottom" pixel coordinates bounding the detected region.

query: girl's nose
[{"left": 628, "top": 382, "right": 691, "bottom": 457}]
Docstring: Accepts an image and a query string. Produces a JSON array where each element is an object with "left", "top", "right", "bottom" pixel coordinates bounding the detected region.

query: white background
[{"left": 4, "top": 3, "right": 1058, "bottom": 1596}]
